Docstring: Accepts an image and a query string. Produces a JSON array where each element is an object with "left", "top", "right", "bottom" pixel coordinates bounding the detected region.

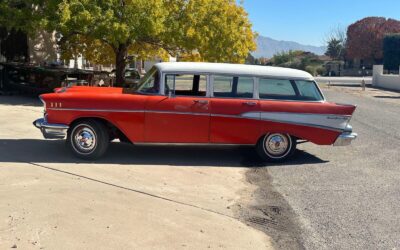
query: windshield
[
  {"left": 134, "top": 67, "right": 160, "bottom": 94},
  {"left": 125, "top": 70, "right": 140, "bottom": 79}
]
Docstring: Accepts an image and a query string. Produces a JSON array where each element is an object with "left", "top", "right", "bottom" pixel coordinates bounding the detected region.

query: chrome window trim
[{"left": 157, "top": 69, "right": 325, "bottom": 103}]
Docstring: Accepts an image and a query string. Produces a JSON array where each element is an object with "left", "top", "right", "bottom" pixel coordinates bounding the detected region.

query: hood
[{"left": 54, "top": 86, "right": 124, "bottom": 94}]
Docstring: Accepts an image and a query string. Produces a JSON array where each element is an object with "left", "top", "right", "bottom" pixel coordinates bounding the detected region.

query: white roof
[{"left": 155, "top": 62, "right": 314, "bottom": 80}]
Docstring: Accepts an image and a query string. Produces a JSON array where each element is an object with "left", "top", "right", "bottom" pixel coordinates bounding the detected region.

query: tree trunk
[{"left": 115, "top": 43, "right": 128, "bottom": 87}]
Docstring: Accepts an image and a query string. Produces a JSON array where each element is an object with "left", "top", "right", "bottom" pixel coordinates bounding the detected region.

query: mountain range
[{"left": 252, "top": 35, "right": 327, "bottom": 58}]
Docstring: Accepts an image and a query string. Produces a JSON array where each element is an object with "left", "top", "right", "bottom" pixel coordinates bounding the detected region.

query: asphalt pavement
[
  {"left": 250, "top": 87, "right": 400, "bottom": 249},
  {"left": 0, "top": 86, "right": 399, "bottom": 249}
]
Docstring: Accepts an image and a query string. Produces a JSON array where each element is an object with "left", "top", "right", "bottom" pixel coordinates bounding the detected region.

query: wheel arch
[{"left": 69, "top": 116, "right": 132, "bottom": 143}]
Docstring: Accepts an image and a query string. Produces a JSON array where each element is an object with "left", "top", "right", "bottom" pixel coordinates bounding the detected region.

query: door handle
[
  {"left": 193, "top": 100, "right": 209, "bottom": 104},
  {"left": 243, "top": 101, "right": 257, "bottom": 106}
]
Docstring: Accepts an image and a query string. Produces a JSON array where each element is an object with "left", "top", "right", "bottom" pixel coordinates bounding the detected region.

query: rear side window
[
  {"left": 213, "top": 75, "right": 254, "bottom": 98},
  {"left": 259, "top": 79, "right": 296, "bottom": 99},
  {"left": 259, "top": 78, "right": 323, "bottom": 101},
  {"left": 295, "top": 80, "right": 324, "bottom": 101}
]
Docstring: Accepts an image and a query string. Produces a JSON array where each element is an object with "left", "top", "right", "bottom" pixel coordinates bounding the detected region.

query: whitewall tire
[
  {"left": 67, "top": 120, "right": 109, "bottom": 160},
  {"left": 256, "top": 133, "right": 296, "bottom": 162}
]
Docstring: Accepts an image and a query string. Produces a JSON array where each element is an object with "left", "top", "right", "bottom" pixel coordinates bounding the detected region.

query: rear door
[
  {"left": 209, "top": 75, "right": 261, "bottom": 144},
  {"left": 144, "top": 73, "right": 210, "bottom": 143}
]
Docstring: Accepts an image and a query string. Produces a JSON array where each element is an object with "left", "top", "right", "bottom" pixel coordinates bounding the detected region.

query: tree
[
  {"left": 270, "top": 50, "right": 323, "bottom": 76},
  {"left": 325, "top": 25, "right": 346, "bottom": 60},
  {"left": 45, "top": 0, "right": 256, "bottom": 85},
  {"left": 325, "top": 38, "right": 344, "bottom": 60},
  {"left": 383, "top": 34, "right": 400, "bottom": 71},
  {"left": 0, "top": 0, "right": 46, "bottom": 62},
  {"left": 346, "top": 17, "right": 400, "bottom": 63}
]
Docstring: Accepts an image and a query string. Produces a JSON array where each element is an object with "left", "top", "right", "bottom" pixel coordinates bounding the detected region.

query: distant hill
[{"left": 252, "top": 35, "right": 326, "bottom": 58}]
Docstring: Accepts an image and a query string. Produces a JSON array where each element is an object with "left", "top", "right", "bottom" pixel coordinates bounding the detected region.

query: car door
[
  {"left": 209, "top": 75, "right": 261, "bottom": 144},
  {"left": 144, "top": 73, "right": 210, "bottom": 143}
]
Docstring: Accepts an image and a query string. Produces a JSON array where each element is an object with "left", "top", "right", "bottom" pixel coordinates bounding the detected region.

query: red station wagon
[{"left": 33, "top": 62, "right": 357, "bottom": 162}]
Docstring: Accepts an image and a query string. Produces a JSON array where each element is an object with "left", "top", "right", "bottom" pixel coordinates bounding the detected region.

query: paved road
[
  {"left": 315, "top": 76, "right": 372, "bottom": 86},
  {"left": 254, "top": 88, "right": 400, "bottom": 249},
  {"left": 0, "top": 96, "right": 271, "bottom": 249},
  {"left": 1, "top": 88, "right": 399, "bottom": 249}
]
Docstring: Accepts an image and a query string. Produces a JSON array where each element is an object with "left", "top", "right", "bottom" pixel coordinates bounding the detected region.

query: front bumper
[
  {"left": 333, "top": 124, "right": 357, "bottom": 146},
  {"left": 33, "top": 118, "right": 69, "bottom": 139}
]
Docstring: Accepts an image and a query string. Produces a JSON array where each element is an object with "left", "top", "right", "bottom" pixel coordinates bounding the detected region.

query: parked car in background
[
  {"left": 33, "top": 62, "right": 357, "bottom": 162},
  {"left": 110, "top": 68, "right": 141, "bottom": 88},
  {"left": 0, "top": 63, "right": 111, "bottom": 94}
]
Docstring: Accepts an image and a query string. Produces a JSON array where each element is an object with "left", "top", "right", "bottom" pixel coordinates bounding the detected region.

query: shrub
[{"left": 383, "top": 34, "right": 400, "bottom": 71}]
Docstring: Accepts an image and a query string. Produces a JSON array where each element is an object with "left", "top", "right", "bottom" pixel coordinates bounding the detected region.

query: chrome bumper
[
  {"left": 333, "top": 125, "right": 357, "bottom": 146},
  {"left": 33, "top": 118, "right": 69, "bottom": 139}
]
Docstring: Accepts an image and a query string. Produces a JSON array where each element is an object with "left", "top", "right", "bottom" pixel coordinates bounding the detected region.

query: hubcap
[
  {"left": 74, "top": 126, "right": 96, "bottom": 152},
  {"left": 264, "top": 133, "right": 289, "bottom": 156}
]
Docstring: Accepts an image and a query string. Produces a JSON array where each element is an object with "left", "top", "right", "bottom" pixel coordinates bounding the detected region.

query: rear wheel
[
  {"left": 256, "top": 133, "right": 296, "bottom": 162},
  {"left": 67, "top": 120, "right": 109, "bottom": 160}
]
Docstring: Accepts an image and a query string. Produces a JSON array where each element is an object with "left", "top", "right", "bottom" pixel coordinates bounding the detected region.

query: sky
[{"left": 242, "top": 0, "right": 400, "bottom": 46}]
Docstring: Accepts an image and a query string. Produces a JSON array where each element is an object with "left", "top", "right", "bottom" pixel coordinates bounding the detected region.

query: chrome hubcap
[
  {"left": 265, "top": 133, "right": 289, "bottom": 156},
  {"left": 74, "top": 127, "right": 96, "bottom": 152}
]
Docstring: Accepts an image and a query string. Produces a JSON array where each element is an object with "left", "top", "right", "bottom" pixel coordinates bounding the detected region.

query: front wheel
[
  {"left": 67, "top": 120, "right": 109, "bottom": 160},
  {"left": 256, "top": 133, "right": 296, "bottom": 162}
]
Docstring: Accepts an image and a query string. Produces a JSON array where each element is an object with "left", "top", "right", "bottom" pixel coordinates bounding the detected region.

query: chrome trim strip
[
  {"left": 46, "top": 108, "right": 350, "bottom": 132},
  {"left": 147, "top": 110, "right": 209, "bottom": 116},
  {"left": 256, "top": 117, "right": 343, "bottom": 132},
  {"left": 211, "top": 113, "right": 344, "bottom": 132},
  {"left": 48, "top": 108, "right": 145, "bottom": 113},
  {"left": 241, "top": 111, "right": 350, "bottom": 131}
]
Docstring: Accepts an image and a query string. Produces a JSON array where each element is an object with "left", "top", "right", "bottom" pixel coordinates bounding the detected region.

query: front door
[{"left": 144, "top": 74, "right": 210, "bottom": 143}]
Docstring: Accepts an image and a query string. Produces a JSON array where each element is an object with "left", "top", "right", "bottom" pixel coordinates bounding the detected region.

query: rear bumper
[
  {"left": 333, "top": 125, "right": 357, "bottom": 146},
  {"left": 33, "top": 118, "right": 69, "bottom": 139}
]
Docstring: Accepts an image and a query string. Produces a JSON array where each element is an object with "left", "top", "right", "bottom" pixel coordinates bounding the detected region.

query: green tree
[
  {"left": 1, "top": 0, "right": 256, "bottom": 85},
  {"left": 325, "top": 38, "right": 345, "bottom": 60},
  {"left": 270, "top": 50, "right": 323, "bottom": 76},
  {"left": 383, "top": 34, "right": 400, "bottom": 71},
  {"left": 46, "top": 0, "right": 256, "bottom": 85}
]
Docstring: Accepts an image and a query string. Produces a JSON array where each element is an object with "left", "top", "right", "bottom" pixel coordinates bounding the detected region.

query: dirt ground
[{"left": 0, "top": 96, "right": 274, "bottom": 249}]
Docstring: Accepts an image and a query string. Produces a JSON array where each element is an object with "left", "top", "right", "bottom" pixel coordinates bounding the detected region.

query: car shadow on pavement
[{"left": 0, "top": 139, "right": 328, "bottom": 167}]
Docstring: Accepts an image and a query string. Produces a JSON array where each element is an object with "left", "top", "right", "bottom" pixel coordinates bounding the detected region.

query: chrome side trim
[
  {"left": 47, "top": 108, "right": 145, "bottom": 113},
  {"left": 147, "top": 110, "right": 209, "bottom": 116},
  {"left": 45, "top": 108, "right": 351, "bottom": 132},
  {"left": 242, "top": 111, "right": 350, "bottom": 131}
]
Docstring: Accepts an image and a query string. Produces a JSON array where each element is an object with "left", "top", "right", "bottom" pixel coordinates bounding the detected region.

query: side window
[
  {"left": 213, "top": 75, "right": 254, "bottom": 98},
  {"left": 259, "top": 79, "right": 296, "bottom": 100},
  {"left": 165, "top": 74, "right": 207, "bottom": 97},
  {"left": 294, "top": 80, "right": 323, "bottom": 101}
]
